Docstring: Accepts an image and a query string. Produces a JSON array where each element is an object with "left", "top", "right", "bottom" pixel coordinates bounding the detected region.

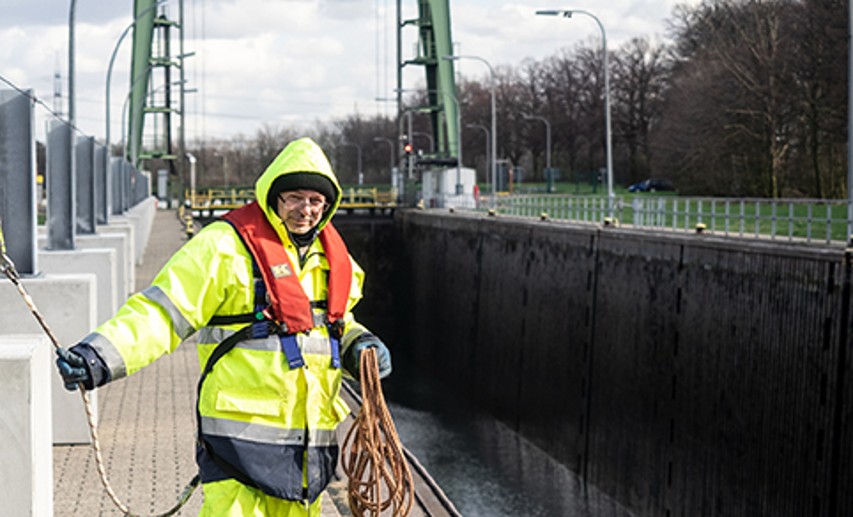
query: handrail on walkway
[{"left": 448, "top": 193, "right": 853, "bottom": 247}]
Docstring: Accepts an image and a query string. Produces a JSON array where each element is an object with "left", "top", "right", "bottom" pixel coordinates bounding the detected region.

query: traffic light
[{"left": 403, "top": 142, "right": 413, "bottom": 155}]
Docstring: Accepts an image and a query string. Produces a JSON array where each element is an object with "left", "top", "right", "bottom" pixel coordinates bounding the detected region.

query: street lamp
[
  {"left": 341, "top": 142, "right": 363, "bottom": 185},
  {"left": 373, "top": 136, "right": 395, "bottom": 187},
  {"left": 466, "top": 123, "right": 490, "bottom": 186},
  {"left": 69, "top": 0, "right": 78, "bottom": 129},
  {"left": 536, "top": 9, "right": 613, "bottom": 210},
  {"left": 214, "top": 151, "right": 229, "bottom": 188},
  {"left": 522, "top": 113, "right": 552, "bottom": 190},
  {"left": 444, "top": 54, "right": 497, "bottom": 208},
  {"left": 412, "top": 131, "right": 434, "bottom": 152}
]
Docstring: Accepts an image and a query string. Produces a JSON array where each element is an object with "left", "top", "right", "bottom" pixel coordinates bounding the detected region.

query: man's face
[{"left": 276, "top": 189, "right": 328, "bottom": 235}]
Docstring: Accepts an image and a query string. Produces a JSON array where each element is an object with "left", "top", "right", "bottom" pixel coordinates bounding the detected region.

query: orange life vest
[{"left": 221, "top": 201, "right": 352, "bottom": 333}]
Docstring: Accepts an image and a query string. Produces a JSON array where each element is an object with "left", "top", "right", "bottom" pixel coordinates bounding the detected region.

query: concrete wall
[{"left": 390, "top": 209, "right": 853, "bottom": 517}]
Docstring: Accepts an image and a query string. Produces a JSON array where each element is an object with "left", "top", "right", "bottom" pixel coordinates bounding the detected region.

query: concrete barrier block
[
  {"left": 0, "top": 274, "right": 98, "bottom": 444},
  {"left": 111, "top": 196, "right": 156, "bottom": 266},
  {"left": 0, "top": 334, "right": 53, "bottom": 517},
  {"left": 37, "top": 230, "right": 133, "bottom": 300},
  {"left": 38, "top": 248, "right": 118, "bottom": 326},
  {"left": 75, "top": 232, "right": 131, "bottom": 300},
  {"left": 106, "top": 217, "right": 142, "bottom": 267},
  {"left": 96, "top": 223, "right": 136, "bottom": 292},
  {"left": 127, "top": 196, "right": 157, "bottom": 256}
]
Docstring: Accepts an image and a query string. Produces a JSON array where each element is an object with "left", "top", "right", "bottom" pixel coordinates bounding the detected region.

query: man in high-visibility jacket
[{"left": 56, "top": 137, "right": 392, "bottom": 516}]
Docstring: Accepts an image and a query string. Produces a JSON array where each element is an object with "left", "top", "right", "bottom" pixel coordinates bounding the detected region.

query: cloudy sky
[{"left": 0, "top": 0, "right": 697, "bottom": 144}]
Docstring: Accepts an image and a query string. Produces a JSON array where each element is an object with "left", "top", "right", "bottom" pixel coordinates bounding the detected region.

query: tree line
[{"left": 188, "top": 0, "right": 848, "bottom": 199}]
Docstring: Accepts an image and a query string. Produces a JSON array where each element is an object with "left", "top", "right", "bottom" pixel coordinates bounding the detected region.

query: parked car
[{"left": 627, "top": 178, "right": 674, "bottom": 193}]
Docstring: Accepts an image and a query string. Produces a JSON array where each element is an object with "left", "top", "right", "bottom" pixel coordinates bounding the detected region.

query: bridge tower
[
  {"left": 397, "top": 0, "right": 459, "bottom": 164},
  {"left": 127, "top": 0, "right": 188, "bottom": 197}
]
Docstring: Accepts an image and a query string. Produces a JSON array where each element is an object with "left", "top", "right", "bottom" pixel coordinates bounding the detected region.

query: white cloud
[{"left": 0, "top": 0, "right": 699, "bottom": 142}]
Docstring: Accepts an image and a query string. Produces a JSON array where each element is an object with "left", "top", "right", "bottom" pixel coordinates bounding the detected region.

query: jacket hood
[{"left": 254, "top": 137, "right": 342, "bottom": 236}]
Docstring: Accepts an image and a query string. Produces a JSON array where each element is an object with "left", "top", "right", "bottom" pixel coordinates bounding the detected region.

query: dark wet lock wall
[{"left": 336, "top": 210, "right": 853, "bottom": 517}]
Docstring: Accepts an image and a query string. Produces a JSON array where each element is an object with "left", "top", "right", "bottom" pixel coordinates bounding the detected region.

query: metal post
[
  {"left": 536, "top": 9, "right": 613, "bottom": 212},
  {"left": 396, "top": 0, "right": 405, "bottom": 200},
  {"left": 68, "top": 0, "right": 79, "bottom": 231},
  {"left": 0, "top": 89, "right": 38, "bottom": 275},
  {"left": 106, "top": 23, "right": 135, "bottom": 170},
  {"left": 75, "top": 136, "right": 96, "bottom": 234},
  {"left": 489, "top": 73, "right": 496, "bottom": 206},
  {"left": 47, "top": 120, "right": 75, "bottom": 250},
  {"left": 121, "top": 161, "right": 130, "bottom": 213},
  {"left": 179, "top": 0, "right": 188, "bottom": 209},
  {"left": 68, "top": 0, "right": 77, "bottom": 129},
  {"left": 341, "top": 142, "right": 363, "bottom": 186},
  {"left": 373, "top": 137, "right": 395, "bottom": 174},
  {"left": 95, "top": 143, "right": 108, "bottom": 224},
  {"left": 406, "top": 111, "right": 414, "bottom": 180},
  {"left": 466, "top": 123, "right": 490, "bottom": 188},
  {"left": 849, "top": 0, "right": 853, "bottom": 240},
  {"left": 186, "top": 152, "right": 197, "bottom": 208},
  {"left": 110, "top": 157, "right": 123, "bottom": 216}
]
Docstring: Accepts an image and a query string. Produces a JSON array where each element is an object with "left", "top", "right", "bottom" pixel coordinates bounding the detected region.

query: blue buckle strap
[
  {"left": 250, "top": 312, "right": 269, "bottom": 339},
  {"left": 329, "top": 335, "right": 341, "bottom": 369},
  {"left": 327, "top": 320, "right": 344, "bottom": 369},
  {"left": 251, "top": 265, "right": 270, "bottom": 339},
  {"left": 280, "top": 334, "right": 305, "bottom": 369}
]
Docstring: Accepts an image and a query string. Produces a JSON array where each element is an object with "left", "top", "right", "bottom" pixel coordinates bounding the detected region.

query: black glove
[
  {"left": 55, "top": 344, "right": 110, "bottom": 391},
  {"left": 343, "top": 335, "right": 392, "bottom": 380},
  {"left": 55, "top": 347, "right": 90, "bottom": 391}
]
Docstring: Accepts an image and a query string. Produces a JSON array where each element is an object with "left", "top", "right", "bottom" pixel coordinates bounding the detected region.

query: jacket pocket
[{"left": 214, "top": 390, "right": 282, "bottom": 418}]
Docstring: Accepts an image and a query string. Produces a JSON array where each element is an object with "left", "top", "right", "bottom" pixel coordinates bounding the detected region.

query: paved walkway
[{"left": 53, "top": 209, "right": 349, "bottom": 516}]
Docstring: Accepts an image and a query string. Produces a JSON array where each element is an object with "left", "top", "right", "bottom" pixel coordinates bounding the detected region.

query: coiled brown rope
[
  {"left": 0, "top": 225, "right": 199, "bottom": 516},
  {"left": 341, "top": 348, "right": 414, "bottom": 516}
]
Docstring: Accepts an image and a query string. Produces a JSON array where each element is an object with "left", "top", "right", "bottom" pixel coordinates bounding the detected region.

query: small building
[{"left": 421, "top": 167, "right": 477, "bottom": 209}]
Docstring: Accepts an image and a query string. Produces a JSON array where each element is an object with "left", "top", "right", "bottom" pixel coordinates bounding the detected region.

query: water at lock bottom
[{"left": 385, "top": 376, "right": 636, "bottom": 517}]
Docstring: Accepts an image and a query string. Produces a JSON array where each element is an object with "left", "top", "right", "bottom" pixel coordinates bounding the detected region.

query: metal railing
[
  {"left": 184, "top": 186, "right": 398, "bottom": 218},
  {"left": 456, "top": 194, "right": 852, "bottom": 246}
]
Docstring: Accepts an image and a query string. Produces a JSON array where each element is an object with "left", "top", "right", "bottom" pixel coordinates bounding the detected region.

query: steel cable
[{"left": 341, "top": 347, "right": 414, "bottom": 516}]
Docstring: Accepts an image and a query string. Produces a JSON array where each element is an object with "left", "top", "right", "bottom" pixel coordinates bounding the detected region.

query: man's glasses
[{"left": 279, "top": 193, "right": 328, "bottom": 210}]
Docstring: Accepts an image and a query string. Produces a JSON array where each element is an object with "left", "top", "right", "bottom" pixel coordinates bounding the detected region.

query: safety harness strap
[{"left": 208, "top": 301, "right": 330, "bottom": 327}]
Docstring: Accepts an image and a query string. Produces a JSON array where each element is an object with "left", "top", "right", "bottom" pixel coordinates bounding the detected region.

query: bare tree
[{"left": 612, "top": 37, "right": 669, "bottom": 186}]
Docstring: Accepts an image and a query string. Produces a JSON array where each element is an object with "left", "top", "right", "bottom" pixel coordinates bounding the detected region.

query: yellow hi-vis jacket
[{"left": 82, "top": 137, "right": 371, "bottom": 504}]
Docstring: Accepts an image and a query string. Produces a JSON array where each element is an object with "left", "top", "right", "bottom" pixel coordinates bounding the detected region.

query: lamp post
[
  {"left": 466, "top": 123, "right": 490, "bottom": 186},
  {"left": 215, "top": 152, "right": 229, "bottom": 188},
  {"left": 69, "top": 0, "right": 78, "bottom": 129},
  {"left": 522, "top": 113, "right": 552, "bottom": 190},
  {"left": 536, "top": 9, "right": 613, "bottom": 211},
  {"left": 341, "top": 142, "right": 363, "bottom": 185},
  {"left": 444, "top": 55, "right": 497, "bottom": 208},
  {"left": 412, "top": 131, "right": 435, "bottom": 152},
  {"left": 849, "top": 0, "right": 853, "bottom": 240},
  {"left": 373, "top": 137, "right": 395, "bottom": 187}
]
